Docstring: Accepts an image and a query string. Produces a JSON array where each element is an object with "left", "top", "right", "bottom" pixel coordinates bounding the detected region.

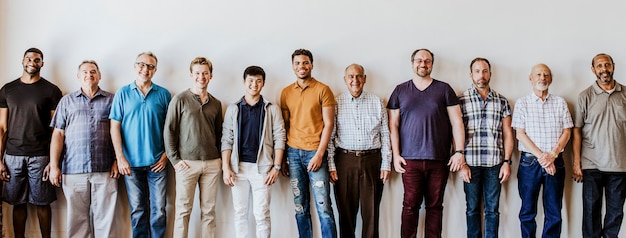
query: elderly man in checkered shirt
[
  {"left": 327, "top": 64, "right": 391, "bottom": 238},
  {"left": 511, "top": 63, "right": 573, "bottom": 238}
]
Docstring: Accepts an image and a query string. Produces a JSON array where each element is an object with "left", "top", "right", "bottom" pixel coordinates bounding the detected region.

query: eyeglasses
[
  {"left": 135, "top": 62, "right": 156, "bottom": 70},
  {"left": 346, "top": 74, "right": 365, "bottom": 79},
  {"left": 412, "top": 59, "right": 432, "bottom": 65}
]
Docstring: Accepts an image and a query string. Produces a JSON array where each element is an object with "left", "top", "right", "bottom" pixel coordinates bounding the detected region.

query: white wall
[{"left": 2, "top": 1, "right": 626, "bottom": 237}]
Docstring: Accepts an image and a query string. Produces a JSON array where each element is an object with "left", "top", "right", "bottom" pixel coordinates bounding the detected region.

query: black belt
[{"left": 338, "top": 148, "right": 380, "bottom": 157}]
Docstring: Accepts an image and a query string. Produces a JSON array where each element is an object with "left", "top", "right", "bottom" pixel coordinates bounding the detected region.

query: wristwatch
[
  {"left": 273, "top": 164, "right": 282, "bottom": 170},
  {"left": 455, "top": 150, "right": 465, "bottom": 155},
  {"left": 503, "top": 159, "right": 512, "bottom": 165}
]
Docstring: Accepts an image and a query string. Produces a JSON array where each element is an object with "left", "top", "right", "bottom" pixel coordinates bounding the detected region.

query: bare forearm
[
  {"left": 516, "top": 128, "right": 543, "bottom": 156},
  {"left": 503, "top": 116, "right": 514, "bottom": 161},
  {"left": 572, "top": 127, "right": 582, "bottom": 165},
  {"left": 110, "top": 120, "right": 125, "bottom": 159},
  {"left": 317, "top": 106, "right": 334, "bottom": 156},
  {"left": 49, "top": 129, "right": 65, "bottom": 168},
  {"left": 389, "top": 109, "right": 401, "bottom": 157},
  {"left": 552, "top": 128, "right": 571, "bottom": 154}
]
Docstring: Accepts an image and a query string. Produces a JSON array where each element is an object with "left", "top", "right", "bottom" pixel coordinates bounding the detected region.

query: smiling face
[
  {"left": 592, "top": 55, "right": 615, "bottom": 85},
  {"left": 292, "top": 55, "right": 313, "bottom": 80},
  {"left": 470, "top": 60, "right": 491, "bottom": 89},
  {"left": 244, "top": 74, "right": 265, "bottom": 97},
  {"left": 134, "top": 54, "right": 157, "bottom": 83},
  {"left": 411, "top": 50, "right": 433, "bottom": 78},
  {"left": 190, "top": 64, "right": 212, "bottom": 91},
  {"left": 529, "top": 64, "right": 552, "bottom": 92},
  {"left": 77, "top": 62, "right": 101, "bottom": 90},
  {"left": 22, "top": 52, "right": 44, "bottom": 76},
  {"left": 344, "top": 64, "right": 366, "bottom": 98}
]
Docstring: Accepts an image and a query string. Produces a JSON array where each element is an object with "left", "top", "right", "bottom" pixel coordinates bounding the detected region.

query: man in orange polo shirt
[{"left": 280, "top": 48, "right": 337, "bottom": 238}]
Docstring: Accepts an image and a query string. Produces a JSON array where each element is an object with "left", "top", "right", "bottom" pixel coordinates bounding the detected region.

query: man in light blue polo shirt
[{"left": 110, "top": 52, "right": 171, "bottom": 238}]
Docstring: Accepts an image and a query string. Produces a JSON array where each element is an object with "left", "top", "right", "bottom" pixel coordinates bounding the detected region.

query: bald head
[
  {"left": 529, "top": 64, "right": 552, "bottom": 92},
  {"left": 530, "top": 64, "right": 551, "bottom": 75}
]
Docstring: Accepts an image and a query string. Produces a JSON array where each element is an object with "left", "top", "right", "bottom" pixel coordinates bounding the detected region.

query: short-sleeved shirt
[
  {"left": 0, "top": 78, "right": 62, "bottom": 156},
  {"left": 459, "top": 87, "right": 512, "bottom": 167},
  {"left": 387, "top": 79, "right": 459, "bottom": 161},
  {"left": 109, "top": 82, "right": 171, "bottom": 167},
  {"left": 512, "top": 93, "right": 573, "bottom": 153},
  {"left": 575, "top": 82, "right": 626, "bottom": 172},
  {"left": 50, "top": 88, "right": 115, "bottom": 174},
  {"left": 280, "top": 78, "right": 336, "bottom": 151}
]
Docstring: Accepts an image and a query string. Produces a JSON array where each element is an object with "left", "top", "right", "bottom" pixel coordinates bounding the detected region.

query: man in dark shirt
[
  {"left": 387, "top": 48, "right": 465, "bottom": 238},
  {"left": 0, "top": 48, "right": 62, "bottom": 238}
]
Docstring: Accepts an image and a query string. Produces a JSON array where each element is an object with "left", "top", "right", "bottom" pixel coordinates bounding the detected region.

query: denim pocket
[{"left": 519, "top": 154, "right": 537, "bottom": 167}]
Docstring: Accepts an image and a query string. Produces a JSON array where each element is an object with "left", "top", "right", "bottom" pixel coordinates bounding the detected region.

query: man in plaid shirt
[{"left": 458, "top": 58, "right": 514, "bottom": 238}]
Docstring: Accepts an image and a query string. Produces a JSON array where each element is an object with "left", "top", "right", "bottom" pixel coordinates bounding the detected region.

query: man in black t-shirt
[{"left": 0, "top": 48, "right": 62, "bottom": 238}]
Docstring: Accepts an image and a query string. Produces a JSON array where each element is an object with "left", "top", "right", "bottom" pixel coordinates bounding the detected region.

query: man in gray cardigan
[
  {"left": 164, "top": 57, "right": 223, "bottom": 238},
  {"left": 221, "top": 65, "right": 286, "bottom": 238}
]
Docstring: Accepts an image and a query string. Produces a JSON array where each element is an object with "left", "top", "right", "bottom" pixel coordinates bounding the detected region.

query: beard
[
  {"left": 24, "top": 66, "right": 41, "bottom": 76},
  {"left": 473, "top": 78, "right": 490, "bottom": 89},
  {"left": 597, "top": 71, "right": 614, "bottom": 84},
  {"left": 416, "top": 67, "right": 431, "bottom": 77},
  {"left": 534, "top": 83, "right": 549, "bottom": 91}
]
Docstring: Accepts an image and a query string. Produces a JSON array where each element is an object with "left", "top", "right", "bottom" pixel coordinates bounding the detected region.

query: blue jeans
[
  {"left": 287, "top": 147, "right": 337, "bottom": 238},
  {"left": 124, "top": 166, "right": 168, "bottom": 238},
  {"left": 517, "top": 152, "right": 564, "bottom": 238},
  {"left": 582, "top": 169, "right": 626, "bottom": 238},
  {"left": 464, "top": 164, "right": 502, "bottom": 238}
]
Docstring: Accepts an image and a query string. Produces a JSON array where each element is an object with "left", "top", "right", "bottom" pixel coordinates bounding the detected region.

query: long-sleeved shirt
[
  {"left": 164, "top": 90, "right": 222, "bottom": 165},
  {"left": 328, "top": 91, "right": 391, "bottom": 171}
]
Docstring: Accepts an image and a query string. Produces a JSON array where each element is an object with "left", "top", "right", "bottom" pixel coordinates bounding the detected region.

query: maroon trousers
[
  {"left": 401, "top": 160, "right": 449, "bottom": 238},
  {"left": 334, "top": 149, "right": 384, "bottom": 238}
]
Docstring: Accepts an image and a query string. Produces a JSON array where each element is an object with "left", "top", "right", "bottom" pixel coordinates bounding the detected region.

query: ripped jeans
[{"left": 287, "top": 146, "right": 337, "bottom": 238}]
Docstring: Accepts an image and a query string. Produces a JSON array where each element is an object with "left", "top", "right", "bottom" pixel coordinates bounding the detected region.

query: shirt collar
[
  {"left": 592, "top": 80, "right": 622, "bottom": 94},
  {"left": 348, "top": 91, "right": 367, "bottom": 101},
  {"left": 130, "top": 82, "right": 158, "bottom": 92},
  {"left": 239, "top": 95, "right": 264, "bottom": 108},
  {"left": 530, "top": 92, "right": 551, "bottom": 102},
  {"left": 292, "top": 78, "right": 318, "bottom": 90},
  {"left": 73, "top": 87, "right": 105, "bottom": 98},
  {"left": 468, "top": 87, "right": 494, "bottom": 101}
]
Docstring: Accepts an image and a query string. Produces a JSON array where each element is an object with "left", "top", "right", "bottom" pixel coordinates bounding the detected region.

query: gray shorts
[{"left": 3, "top": 155, "right": 56, "bottom": 205}]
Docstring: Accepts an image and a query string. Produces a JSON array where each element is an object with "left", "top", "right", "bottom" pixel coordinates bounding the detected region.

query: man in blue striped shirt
[
  {"left": 49, "top": 60, "right": 118, "bottom": 237},
  {"left": 458, "top": 58, "right": 513, "bottom": 238}
]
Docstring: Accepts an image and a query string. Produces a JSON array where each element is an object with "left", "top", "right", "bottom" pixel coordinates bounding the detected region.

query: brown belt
[{"left": 338, "top": 148, "right": 381, "bottom": 157}]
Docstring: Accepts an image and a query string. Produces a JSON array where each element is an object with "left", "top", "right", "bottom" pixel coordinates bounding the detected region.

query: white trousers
[{"left": 231, "top": 162, "right": 272, "bottom": 238}]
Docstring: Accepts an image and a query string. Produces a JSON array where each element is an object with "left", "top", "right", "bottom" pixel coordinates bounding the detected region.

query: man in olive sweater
[{"left": 164, "top": 57, "right": 223, "bottom": 238}]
